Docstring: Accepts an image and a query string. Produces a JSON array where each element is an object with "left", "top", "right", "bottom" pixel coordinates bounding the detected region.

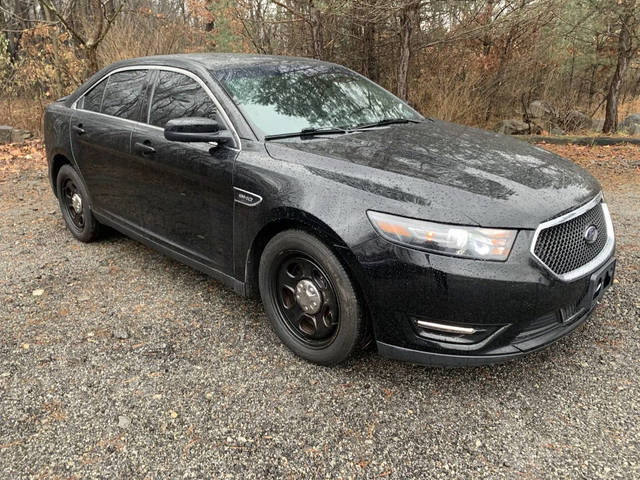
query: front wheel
[{"left": 259, "top": 230, "right": 363, "bottom": 366}]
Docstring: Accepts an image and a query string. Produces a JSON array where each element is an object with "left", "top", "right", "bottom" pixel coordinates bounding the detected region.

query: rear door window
[
  {"left": 148, "top": 71, "right": 217, "bottom": 128},
  {"left": 101, "top": 70, "right": 148, "bottom": 121}
]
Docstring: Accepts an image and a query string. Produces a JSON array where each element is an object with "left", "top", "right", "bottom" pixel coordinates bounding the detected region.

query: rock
[
  {"left": 627, "top": 124, "right": 640, "bottom": 136},
  {"left": 112, "top": 326, "right": 129, "bottom": 340},
  {"left": 11, "top": 128, "right": 32, "bottom": 143},
  {"left": 619, "top": 114, "right": 640, "bottom": 135},
  {"left": 118, "top": 415, "right": 131, "bottom": 429},
  {"left": 32, "top": 289, "right": 44, "bottom": 296},
  {"left": 528, "top": 122, "right": 543, "bottom": 135},
  {"left": 528, "top": 100, "right": 555, "bottom": 120},
  {"left": 550, "top": 127, "right": 565, "bottom": 136},
  {"left": 591, "top": 118, "right": 605, "bottom": 132},
  {"left": 0, "top": 126, "right": 32, "bottom": 144},
  {"left": 563, "top": 110, "right": 592, "bottom": 132},
  {"left": 0, "top": 126, "right": 12, "bottom": 144},
  {"left": 494, "top": 119, "right": 531, "bottom": 135},
  {"left": 526, "top": 100, "right": 558, "bottom": 131}
]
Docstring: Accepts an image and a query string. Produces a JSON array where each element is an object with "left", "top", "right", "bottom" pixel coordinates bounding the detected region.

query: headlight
[{"left": 367, "top": 211, "right": 517, "bottom": 261}]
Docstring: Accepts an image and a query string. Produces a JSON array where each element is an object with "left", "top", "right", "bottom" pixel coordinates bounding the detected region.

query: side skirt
[{"left": 94, "top": 211, "right": 246, "bottom": 296}]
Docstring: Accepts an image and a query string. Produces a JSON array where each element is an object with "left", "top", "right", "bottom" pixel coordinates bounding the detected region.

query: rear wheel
[
  {"left": 56, "top": 164, "right": 101, "bottom": 242},
  {"left": 259, "top": 230, "right": 363, "bottom": 365}
]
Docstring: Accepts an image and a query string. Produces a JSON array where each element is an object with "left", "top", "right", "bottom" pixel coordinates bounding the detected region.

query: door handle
[
  {"left": 134, "top": 141, "right": 156, "bottom": 155},
  {"left": 72, "top": 124, "right": 85, "bottom": 135}
]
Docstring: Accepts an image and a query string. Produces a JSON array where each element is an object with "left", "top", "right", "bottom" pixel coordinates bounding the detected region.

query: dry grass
[
  {"left": 1, "top": 98, "right": 46, "bottom": 135},
  {"left": 97, "top": 10, "right": 212, "bottom": 67},
  {"left": 618, "top": 97, "right": 640, "bottom": 121}
]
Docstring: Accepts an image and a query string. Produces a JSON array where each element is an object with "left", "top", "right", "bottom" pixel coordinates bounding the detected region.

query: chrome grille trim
[{"left": 530, "top": 193, "right": 615, "bottom": 282}]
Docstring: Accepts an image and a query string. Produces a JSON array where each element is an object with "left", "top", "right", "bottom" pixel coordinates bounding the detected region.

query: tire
[
  {"left": 259, "top": 229, "right": 363, "bottom": 366},
  {"left": 56, "top": 164, "right": 101, "bottom": 242}
]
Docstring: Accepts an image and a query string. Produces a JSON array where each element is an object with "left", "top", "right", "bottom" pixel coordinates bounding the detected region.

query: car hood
[{"left": 264, "top": 120, "right": 601, "bottom": 229}]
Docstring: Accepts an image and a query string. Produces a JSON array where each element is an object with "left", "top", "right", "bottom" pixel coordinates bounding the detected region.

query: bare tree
[
  {"left": 396, "top": 0, "right": 420, "bottom": 100},
  {"left": 603, "top": 0, "right": 639, "bottom": 133},
  {"left": 40, "top": 0, "right": 124, "bottom": 75}
]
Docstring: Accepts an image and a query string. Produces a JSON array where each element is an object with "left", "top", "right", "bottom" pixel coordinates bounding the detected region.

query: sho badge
[
  {"left": 234, "top": 187, "right": 263, "bottom": 207},
  {"left": 584, "top": 225, "right": 598, "bottom": 244}
]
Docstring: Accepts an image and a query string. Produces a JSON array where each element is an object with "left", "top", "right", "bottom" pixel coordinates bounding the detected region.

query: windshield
[{"left": 212, "top": 63, "right": 423, "bottom": 137}]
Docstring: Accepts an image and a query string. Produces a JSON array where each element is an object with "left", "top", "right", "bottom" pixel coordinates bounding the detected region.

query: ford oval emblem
[{"left": 584, "top": 225, "right": 599, "bottom": 244}]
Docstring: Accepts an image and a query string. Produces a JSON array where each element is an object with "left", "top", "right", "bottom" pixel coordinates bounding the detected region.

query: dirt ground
[{"left": 0, "top": 140, "right": 638, "bottom": 479}]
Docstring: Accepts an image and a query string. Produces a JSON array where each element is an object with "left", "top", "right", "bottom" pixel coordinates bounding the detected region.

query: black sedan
[{"left": 43, "top": 54, "right": 616, "bottom": 366}]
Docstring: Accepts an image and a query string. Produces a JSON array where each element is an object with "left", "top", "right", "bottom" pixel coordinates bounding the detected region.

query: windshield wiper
[
  {"left": 263, "top": 119, "right": 421, "bottom": 140},
  {"left": 264, "top": 127, "right": 348, "bottom": 141},
  {"left": 351, "top": 118, "right": 422, "bottom": 130}
]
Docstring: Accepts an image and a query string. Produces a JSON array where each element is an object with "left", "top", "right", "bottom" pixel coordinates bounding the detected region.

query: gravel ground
[{"left": 1, "top": 153, "right": 639, "bottom": 479}]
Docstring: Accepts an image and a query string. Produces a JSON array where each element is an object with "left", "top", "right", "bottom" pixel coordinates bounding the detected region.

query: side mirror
[{"left": 164, "top": 117, "right": 231, "bottom": 144}]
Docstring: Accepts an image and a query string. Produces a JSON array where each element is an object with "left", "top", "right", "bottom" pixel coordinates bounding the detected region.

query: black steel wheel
[
  {"left": 56, "top": 164, "right": 101, "bottom": 242},
  {"left": 272, "top": 254, "right": 340, "bottom": 348},
  {"left": 61, "top": 177, "right": 85, "bottom": 229},
  {"left": 259, "top": 230, "right": 363, "bottom": 365}
]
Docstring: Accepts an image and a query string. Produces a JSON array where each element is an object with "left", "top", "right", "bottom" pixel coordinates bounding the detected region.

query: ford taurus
[{"left": 43, "top": 54, "right": 616, "bottom": 366}]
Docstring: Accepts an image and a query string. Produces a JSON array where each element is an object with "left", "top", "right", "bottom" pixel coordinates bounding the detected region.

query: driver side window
[{"left": 149, "top": 71, "right": 218, "bottom": 128}]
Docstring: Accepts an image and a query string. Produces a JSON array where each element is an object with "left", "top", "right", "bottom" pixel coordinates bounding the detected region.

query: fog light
[
  {"left": 415, "top": 320, "right": 477, "bottom": 335},
  {"left": 411, "top": 317, "right": 500, "bottom": 345}
]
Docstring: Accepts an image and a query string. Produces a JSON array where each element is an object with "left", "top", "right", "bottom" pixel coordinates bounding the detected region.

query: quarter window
[
  {"left": 81, "top": 79, "right": 107, "bottom": 112},
  {"left": 149, "top": 71, "right": 217, "bottom": 128},
  {"left": 101, "top": 70, "right": 147, "bottom": 120}
]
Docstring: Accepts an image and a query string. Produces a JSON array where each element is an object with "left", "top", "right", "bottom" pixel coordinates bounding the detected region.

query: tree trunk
[
  {"left": 603, "top": 12, "right": 634, "bottom": 133},
  {"left": 481, "top": 0, "right": 495, "bottom": 56},
  {"left": 86, "top": 45, "right": 99, "bottom": 76},
  {"left": 308, "top": 0, "right": 324, "bottom": 59},
  {"left": 587, "top": 64, "right": 597, "bottom": 111},
  {"left": 362, "top": 20, "right": 378, "bottom": 82},
  {"left": 484, "top": 34, "right": 513, "bottom": 123},
  {"left": 7, "top": 0, "right": 30, "bottom": 60},
  {"left": 396, "top": 1, "right": 420, "bottom": 101},
  {"left": 40, "top": 1, "right": 64, "bottom": 98}
]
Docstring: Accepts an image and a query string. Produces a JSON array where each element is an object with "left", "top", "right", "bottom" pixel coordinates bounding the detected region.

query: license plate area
[
  {"left": 583, "top": 258, "right": 615, "bottom": 308},
  {"left": 559, "top": 258, "right": 615, "bottom": 324}
]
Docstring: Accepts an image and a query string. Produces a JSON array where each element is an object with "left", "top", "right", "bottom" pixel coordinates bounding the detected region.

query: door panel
[
  {"left": 130, "top": 69, "right": 237, "bottom": 273},
  {"left": 70, "top": 110, "right": 135, "bottom": 217},
  {"left": 69, "top": 69, "right": 149, "bottom": 223},
  {"left": 130, "top": 126, "right": 236, "bottom": 272}
]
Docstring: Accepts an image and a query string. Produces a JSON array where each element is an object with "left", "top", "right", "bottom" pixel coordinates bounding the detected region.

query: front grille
[{"left": 533, "top": 203, "right": 608, "bottom": 275}]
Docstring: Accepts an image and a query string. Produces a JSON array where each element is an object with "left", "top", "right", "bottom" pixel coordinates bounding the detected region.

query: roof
[{"left": 112, "top": 52, "right": 330, "bottom": 71}]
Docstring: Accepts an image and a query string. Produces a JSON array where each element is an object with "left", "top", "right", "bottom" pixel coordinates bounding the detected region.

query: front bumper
[
  {"left": 352, "top": 229, "right": 615, "bottom": 366},
  {"left": 377, "top": 304, "right": 595, "bottom": 366}
]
